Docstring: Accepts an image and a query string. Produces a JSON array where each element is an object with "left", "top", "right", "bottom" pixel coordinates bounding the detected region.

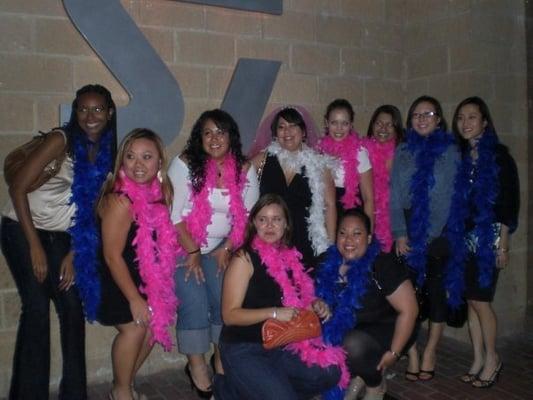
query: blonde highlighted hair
[{"left": 98, "top": 128, "right": 173, "bottom": 210}]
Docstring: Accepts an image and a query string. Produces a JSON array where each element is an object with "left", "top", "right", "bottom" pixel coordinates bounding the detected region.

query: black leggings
[{"left": 344, "top": 322, "right": 417, "bottom": 388}]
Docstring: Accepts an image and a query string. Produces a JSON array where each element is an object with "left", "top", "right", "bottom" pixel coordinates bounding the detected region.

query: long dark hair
[
  {"left": 183, "top": 109, "right": 246, "bottom": 193},
  {"left": 366, "top": 104, "right": 405, "bottom": 144},
  {"left": 241, "top": 194, "right": 293, "bottom": 249},
  {"left": 452, "top": 96, "right": 499, "bottom": 152},
  {"left": 406, "top": 95, "right": 447, "bottom": 132},
  {"left": 64, "top": 84, "right": 117, "bottom": 160}
]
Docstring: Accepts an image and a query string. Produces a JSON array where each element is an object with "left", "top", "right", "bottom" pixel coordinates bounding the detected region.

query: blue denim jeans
[
  {"left": 175, "top": 249, "right": 223, "bottom": 354},
  {"left": 214, "top": 341, "right": 340, "bottom": 400},
  {"left": 1, "top": 217, "right": 87, "bottom": 400}
]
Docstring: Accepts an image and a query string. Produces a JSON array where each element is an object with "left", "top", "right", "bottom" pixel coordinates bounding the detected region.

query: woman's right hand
[
  {"left": 184, "top": 252, "right": 205, "bottom": 284},
  {"left": 129, "top": 296, "right": 151, "bottom": 327},
  {"left": 30, "top": 242, "right": 48, "bottom": 282},
  {"left": 395, "top": 236, "right": 411, "bottom": 256},
  {"left": 273, "top": 307, "right": 299, "bottom": 322}
]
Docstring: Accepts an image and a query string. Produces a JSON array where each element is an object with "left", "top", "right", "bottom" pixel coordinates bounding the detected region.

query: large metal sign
[{"left": 61, "top": 0, "right": 282, "bottom": 148}]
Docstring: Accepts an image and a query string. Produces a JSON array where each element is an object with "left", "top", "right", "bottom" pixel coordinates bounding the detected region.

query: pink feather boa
[
  {"left": 252, "top": 237, "right": 350, "bottom": 390},
  {"left": 316, "top": 132, "right": 362, "bottom": 209},
  {"left": 364, "top": 138, "right": 396, "bottom": 252},
  {"left": 182, "top": 154, "right": 248, "bottom": 253},
  {"left": 116, "top": 172, "right": 179, "bottom": 351}
]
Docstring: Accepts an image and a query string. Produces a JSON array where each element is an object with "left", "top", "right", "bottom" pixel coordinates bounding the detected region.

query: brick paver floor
[
  {"left": 82, "top": 333, "right": 532, "bottom": 399},
  {"left": 46, "top": 326, "right": 533, "bottom": 400}
]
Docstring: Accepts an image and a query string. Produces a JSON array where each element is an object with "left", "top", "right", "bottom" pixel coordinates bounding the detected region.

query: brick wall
[{"left": 0, "top": 0, "right": 528, "bottom": 395}]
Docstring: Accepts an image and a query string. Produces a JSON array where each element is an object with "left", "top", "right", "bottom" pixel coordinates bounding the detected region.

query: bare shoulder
[
  {"left": 227, "top": 249, "right": 253, "bottom": 276},
  {"left": 100, "top": 193, "right": 132, "bottom": 221},
  {"left": 35, "top": 130, "right": 67, "bottom": 159}
]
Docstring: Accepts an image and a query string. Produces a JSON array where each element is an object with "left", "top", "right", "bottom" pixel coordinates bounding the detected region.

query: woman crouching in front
[
  {"left": 316, "top": 209, "right": 418, "bottom": 400},
  {"left": 214, "top": 194, "right": 348, "bottom": 400}
]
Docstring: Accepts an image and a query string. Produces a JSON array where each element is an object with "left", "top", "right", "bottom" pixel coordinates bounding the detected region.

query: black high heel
[
  {"left": 472, "top": 361, "right": 503, "bottom": 389},
  {"left": 185, "top": 363, "right": 213, "bottom": 398}
]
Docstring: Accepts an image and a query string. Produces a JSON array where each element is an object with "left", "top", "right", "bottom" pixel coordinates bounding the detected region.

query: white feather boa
[{"left": 267, "top": 142, "right": 330, "bottom": 255}]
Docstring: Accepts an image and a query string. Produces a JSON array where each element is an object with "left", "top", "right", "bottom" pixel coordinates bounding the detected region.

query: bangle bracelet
[
  {"left": 390, "top": 350, "right": 401, "bottom": 360},
  {"left": 272, "top": 308, "right": 277, "bottom": 319},
  {"left": 188, "top": 248, "right": 200, "bottom": 255}
]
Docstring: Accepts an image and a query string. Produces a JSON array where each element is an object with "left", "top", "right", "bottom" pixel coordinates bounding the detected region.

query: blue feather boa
[
  {"left": 405, "top": 128, "right": 453, "bottom": 286},
  {"left": 445, "top": 131, "right": 499, "bottom": 307},
  {"left": 316, "top": 241, "right": 382, "bottom": 400},
  {"left": 68, "top": 130, "right": 113, "bottom": 321}
]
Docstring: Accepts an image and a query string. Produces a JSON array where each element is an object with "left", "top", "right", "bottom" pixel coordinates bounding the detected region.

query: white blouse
[
  {"left": 332, "top": 146, "right": 372, "bottom": 188},
  {"left": 168, "top": 157, "right": 259, "bottom": 254}
]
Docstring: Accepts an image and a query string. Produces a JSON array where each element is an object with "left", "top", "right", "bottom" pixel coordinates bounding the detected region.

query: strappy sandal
[
  {"left": 472, "top": 362, "right": 503, "bottom": 389},
  {"left": 418, "top": 369, "right": 435, "bottom": 381},
  {"left": 405, "top": 370, "right": 419, "bottom": 382},
  {"left": 459, "top": 372, "right": 478, "bottom": 383}
]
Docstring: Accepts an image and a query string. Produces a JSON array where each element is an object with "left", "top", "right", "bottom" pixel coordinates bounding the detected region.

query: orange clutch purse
[{"left": 261, "top": 309, "right": 321, "bottom": 350}]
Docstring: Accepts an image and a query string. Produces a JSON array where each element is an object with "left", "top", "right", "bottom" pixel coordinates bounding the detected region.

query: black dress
[
  {"left": 464, "top": 144, "right": 520, "bottom": 301},
  {"left": 259, "top": 155, "right": 319, "bottom": 271},
  {"left": 98, "top": 223, "right": 146, "bottom": 325}
]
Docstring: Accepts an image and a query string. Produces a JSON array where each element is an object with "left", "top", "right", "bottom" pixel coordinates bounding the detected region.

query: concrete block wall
[
  {"left": 402, "top": 0, "right": 528, "bottom": 341},
  {"left": 0, "top": 0, "right": 528, "bottom": 395}
]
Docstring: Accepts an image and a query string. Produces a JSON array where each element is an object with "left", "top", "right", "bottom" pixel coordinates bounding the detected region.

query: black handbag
[{"left": 446, "top": 301, "right": 468, "bottom": 328}]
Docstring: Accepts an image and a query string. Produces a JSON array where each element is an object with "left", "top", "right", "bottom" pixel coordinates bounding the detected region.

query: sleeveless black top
[
  {"left": 220, "top": 248, "right": 283, "bottom": 343},
  {"left": 259, "top": 155, "right": 318, "bottom": 270},
  {"left": 98, "top": 223, "right": 145, "bottom": 326}
]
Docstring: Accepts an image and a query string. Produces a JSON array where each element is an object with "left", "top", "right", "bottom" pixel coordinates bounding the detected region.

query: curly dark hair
[
  {"left": 63, "top": 84, "right": 118, "bottom": 161},
  {"left": 183, "top": 109, "right": 246, "bottom": 193}
]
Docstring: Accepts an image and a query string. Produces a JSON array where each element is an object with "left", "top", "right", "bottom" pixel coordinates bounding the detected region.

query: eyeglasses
[
  {"left": 77, "top": 106, "right": 107, "bottom": 114},
  {"left": 412, "top": 111, "right": 438, "bottom": 120}
]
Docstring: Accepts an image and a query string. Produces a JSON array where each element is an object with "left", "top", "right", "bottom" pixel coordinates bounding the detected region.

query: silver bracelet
[{"left": 390, "top": 350, "right": 401, "bottom": 360}]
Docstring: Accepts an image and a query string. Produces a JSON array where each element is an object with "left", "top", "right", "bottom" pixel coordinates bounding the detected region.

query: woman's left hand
[
  {"left": 213, "top": 246, "right": 231, "bottom": 276},
  {"left": 311, "top": 299, "right": 331, "bottom": 321},
  {"left": 496, "top": 250, "right": 508, "bottom": 269},
  {"left": 377, "top": 351, "right": 398, "bottom": 371},
  {"left": 58, "top": 250, "right": 75, "bottom": 291}
]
